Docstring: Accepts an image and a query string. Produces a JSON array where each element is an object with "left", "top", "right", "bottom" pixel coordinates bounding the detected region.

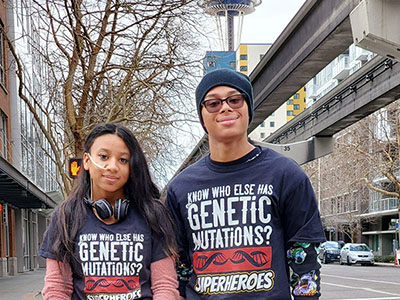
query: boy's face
[{"left": 201, "top": 85, "right": 249, "bottom": 143}]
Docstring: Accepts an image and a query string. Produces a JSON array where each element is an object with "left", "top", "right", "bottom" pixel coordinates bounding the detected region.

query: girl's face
[{"left": 83, "top": 134, "right": 131, "bottom": 201}]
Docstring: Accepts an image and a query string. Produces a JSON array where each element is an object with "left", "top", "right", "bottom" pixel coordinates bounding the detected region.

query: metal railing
[{"left": 369, "top": 197, "right": 398, "bottom": 213}]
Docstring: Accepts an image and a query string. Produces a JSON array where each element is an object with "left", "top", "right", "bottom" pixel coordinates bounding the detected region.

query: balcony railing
[
  {"left": 306, "top": 84, "right": 318, "bottom": 99},
  {"left": 352, "top": 46, "right": 370, "bottom": 62},
  {"left": 369, "top": 197, "right": 398, "bottom": 213},
  {"left": 332, "top": 55, "right": 350, "bottom": 80}
]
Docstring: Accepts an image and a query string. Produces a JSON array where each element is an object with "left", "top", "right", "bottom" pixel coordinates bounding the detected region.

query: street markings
[
  {"left": 323, "top": 274, "right": 400, "bottom": 286},
  {"left": 328, "top": 297, "right": 400, "bottom": 300},
  {"left": 323, "top": 282, "right": 400, "bottom": 298}
]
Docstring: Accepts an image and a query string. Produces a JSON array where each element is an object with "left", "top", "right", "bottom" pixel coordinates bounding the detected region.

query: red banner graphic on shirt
[
  {"left": 84, "top": 276, "right": 140, "bottom": 294},
  {"left": 193, "top": 246, "right": 271, "bottom": 274}
]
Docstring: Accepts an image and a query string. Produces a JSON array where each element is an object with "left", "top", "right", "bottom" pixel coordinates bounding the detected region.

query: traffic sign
[{"left": 68, "top": 158, "right": 82, "bottom": 178}]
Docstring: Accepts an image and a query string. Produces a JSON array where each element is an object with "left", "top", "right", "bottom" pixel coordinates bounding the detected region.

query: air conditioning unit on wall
[{"left": 350, "top": 0, "right": 400, "bottom": 61}]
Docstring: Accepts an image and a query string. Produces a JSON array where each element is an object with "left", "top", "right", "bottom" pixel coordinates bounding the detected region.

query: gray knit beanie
[{"left": 195, "top": 69, "right": 254, "bottom": 128}]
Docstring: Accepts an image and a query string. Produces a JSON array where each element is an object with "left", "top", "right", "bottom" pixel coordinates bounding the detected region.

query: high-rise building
[
  {"left": 305, "top": 45, "right": 373, "bottom": 107},
  {"left": 237, "top": 43, "right": 271, "bottom": 75},
  {"left": 0, "top": 0, "right": 12, "bottom": 278},
  {"left": 0, "top": 0, "right": 59, "bottom": 277},
  {"left": 203, "top": 51, "right": 236, "bottom": 74},
  {"left": 286, "top": 86, "right": 306, "bottom": 122},
  {"left": 238, "top": 43, "right": 307, "bottom": 142}
]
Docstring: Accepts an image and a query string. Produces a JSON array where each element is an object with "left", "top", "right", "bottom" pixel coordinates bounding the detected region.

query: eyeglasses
[{"left": 202, "top": 94, "right": 245, "bottom": 113}]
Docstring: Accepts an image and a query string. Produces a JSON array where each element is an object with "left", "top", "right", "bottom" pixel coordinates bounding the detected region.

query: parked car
[
  {"left": 318, "top": 241, "right": 341, "bottom": 264},
  {"left": 340, "top": 243, "right": 374, "bottom": 266}
]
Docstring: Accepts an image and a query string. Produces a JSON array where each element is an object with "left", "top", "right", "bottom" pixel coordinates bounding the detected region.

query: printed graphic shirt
[
  {"left": 40, "top": 203, "right": 167, "bottom": 300},
  {"left": 166, "top": 146, "right": 326, "bottom": 299}
]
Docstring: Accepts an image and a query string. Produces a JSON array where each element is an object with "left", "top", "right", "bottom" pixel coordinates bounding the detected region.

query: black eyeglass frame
[{"left": 201, "top": 93, "right": 246, "bottom": 113}]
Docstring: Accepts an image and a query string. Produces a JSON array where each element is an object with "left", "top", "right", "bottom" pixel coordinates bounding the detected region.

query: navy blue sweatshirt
[{"left": 166, "top": 146, "right": 326, "bottom": 299}]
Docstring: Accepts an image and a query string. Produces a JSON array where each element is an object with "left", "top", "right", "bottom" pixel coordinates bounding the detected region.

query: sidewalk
[{"left": 0, "top": 268, "right": 44, "bottom": 300}]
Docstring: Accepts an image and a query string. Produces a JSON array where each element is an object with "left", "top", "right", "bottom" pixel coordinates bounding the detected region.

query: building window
[
  {"left": 0, "top": 25, "right": 5, "bottom": 86},
  {"left": 260, "top": 132, "right": 265, "bottom": 139},
  {"left": 293, "top": 93, "right": 299, "bottom": 99},
  {"left": 270, "top": 121, "right": 275, "bottom": 127},
  {"left": 0, "top": 110, "right": 7, "bottom": 157},
  {"left": 207, "top": 60, "right": 216, "bottom": 68},
  {"left": 240, "top": 54, "right": 248, "bottom": 60},
  {"left": 240, "top": 66, "right": 248, "bottom": 72},
  {"left": 287, "top": 110, "right": 293, "bottom": 116},
  {"left": 260, "top": 121, "right": 265, "bottom": 127},
  {"left": 294, "top": 104, "right": 300, "bottom": 110},
  {"left": 287, "top": 99, "right": 293, "bottom": 105}
]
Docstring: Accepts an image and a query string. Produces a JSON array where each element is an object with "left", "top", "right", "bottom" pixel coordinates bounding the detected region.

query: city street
[
  {"left": 320, "top": 263, "right": 400, "bottom": 300},
  {"left": 0, "top": 263, "right": 398, "bottom": 300}
]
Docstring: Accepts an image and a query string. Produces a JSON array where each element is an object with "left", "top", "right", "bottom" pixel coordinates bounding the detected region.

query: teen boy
[{"left": 166, "top": 69, "right": 326, "bottom": 299}]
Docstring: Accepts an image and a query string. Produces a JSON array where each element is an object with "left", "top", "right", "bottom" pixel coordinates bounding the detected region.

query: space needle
[{"left": 198, "top": 0, "right": 262, "bottom": 51}]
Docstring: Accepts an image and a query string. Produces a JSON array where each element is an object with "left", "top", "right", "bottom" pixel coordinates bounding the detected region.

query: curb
[{"left": 374, "top": 262, "right": 400, "bottom": 268}]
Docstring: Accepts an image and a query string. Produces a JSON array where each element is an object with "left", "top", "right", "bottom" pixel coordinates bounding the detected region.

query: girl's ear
[{"left": 83, "top": 153, "right": 90, "bottom": 171}]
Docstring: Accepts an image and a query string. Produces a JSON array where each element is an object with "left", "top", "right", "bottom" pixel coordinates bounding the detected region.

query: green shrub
[{"left": 375, "top": 256, "right": 395, "bottom": 263}]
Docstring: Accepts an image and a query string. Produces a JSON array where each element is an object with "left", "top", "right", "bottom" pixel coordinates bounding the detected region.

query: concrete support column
[
  {"left": 38, "top": 214, "right": 47, "bottom": 268},
  {"left": 0, "top": 257, "right": 7, "bottom": 277},
  {"left": 7, "top": 257, "right": 17, "bottom": 276},
  {"left": 15, "top": 209, "right": 24, "bottom": 273}
]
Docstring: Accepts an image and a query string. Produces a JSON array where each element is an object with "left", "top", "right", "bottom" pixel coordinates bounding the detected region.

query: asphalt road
[
  {"left": 0, "top": 263, "right": 398, "bottom": 300},
  {"left": 320, "top": 263, "right": 400, "bottom": 300}
]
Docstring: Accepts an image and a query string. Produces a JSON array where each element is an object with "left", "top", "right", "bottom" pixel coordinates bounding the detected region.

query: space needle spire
[{"left": 198, "top": 0, "right": 262, "bottom": 51}]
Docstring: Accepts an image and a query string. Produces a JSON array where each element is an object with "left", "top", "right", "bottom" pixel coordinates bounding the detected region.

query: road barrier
[{"left": 395, "top": 250, "right": 400, "bottom": 265}]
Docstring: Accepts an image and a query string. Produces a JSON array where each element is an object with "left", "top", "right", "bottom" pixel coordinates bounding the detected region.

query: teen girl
[{"left": 40, "top": 123, "right": 178, "bottom": 299}]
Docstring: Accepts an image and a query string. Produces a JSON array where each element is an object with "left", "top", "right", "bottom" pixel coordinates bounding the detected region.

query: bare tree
[
  {"left": 342, "top": 100, "right": 400, "bottom": 244},
  {"left": 7, "top": 0, "right": 208, "bottom": 194},
  {"left": 304, "top": 137, "right": 375, "bottom": 242},
  {"left": 304, "top": 100, "right": 400, "bottom": 245}
]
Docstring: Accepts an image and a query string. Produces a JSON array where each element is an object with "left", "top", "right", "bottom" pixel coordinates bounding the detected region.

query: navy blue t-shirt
[
  {"left": 40, "top": 203, "right": 167, "bottom": 300},
  {"left": 166, "top": 146, "right": 326, "bottom": 299}
]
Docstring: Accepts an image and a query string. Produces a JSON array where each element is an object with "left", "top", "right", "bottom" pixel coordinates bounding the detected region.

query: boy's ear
[{"left": 83, "top": 153, "right": 90, "bottom": 171}]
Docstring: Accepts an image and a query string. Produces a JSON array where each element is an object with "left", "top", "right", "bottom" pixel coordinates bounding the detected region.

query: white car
[{"left": 340, "top": 243, "right": 374, "bottom": 266}]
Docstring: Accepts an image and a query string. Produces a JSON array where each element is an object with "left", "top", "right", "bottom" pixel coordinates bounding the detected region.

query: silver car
[{"left": 339, "top": 243, "right": 375, "bottom": 266}]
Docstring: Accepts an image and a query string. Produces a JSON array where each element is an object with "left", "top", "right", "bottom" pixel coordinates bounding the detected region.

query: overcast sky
[{"left": 239, "top": 0, "right": 306, "bottom": 44}]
